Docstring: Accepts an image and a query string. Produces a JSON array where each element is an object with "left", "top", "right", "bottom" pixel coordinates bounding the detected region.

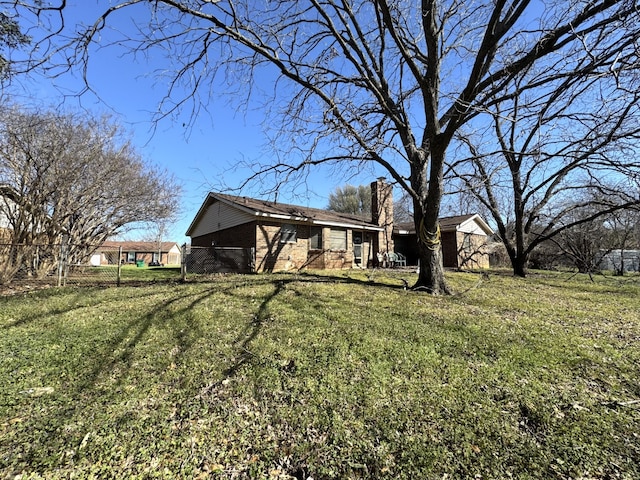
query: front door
[{"left": 353, "top": 232, "right": 363, "bottom": 265}]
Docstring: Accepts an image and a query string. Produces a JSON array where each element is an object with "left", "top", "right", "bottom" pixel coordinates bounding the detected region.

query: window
[
  {"left": 280, "top": 224, "right": 297, "bottom": 243},
  {"left": 310, "top": 227, "right": 322, "bottom": 250},
  {"left": 127, "top": 251, "right": 136, "bottom": 262},
  {"left": 329, "top": 228, "right": 347, "bottom": 250},
  {"left": 462, "top": 233, "right": 473, "bottom": 252}
]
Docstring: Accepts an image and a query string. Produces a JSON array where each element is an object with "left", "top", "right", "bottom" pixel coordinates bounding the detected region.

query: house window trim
[
  {"left": 329, "top": 228, "right": 348, "bottom": 251},
  {"left": 462, "top": 232, "right": 473, "bottom": 252},
  {"left": 280, "top": 223, "right": 297, "bottom": 244},
  {"left": 309, "top": 226, "right": 323, "bottom": 250}
]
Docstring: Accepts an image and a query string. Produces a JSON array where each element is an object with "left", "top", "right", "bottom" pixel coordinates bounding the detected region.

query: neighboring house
[
  {"left": 393, "top": 214, "right": 494, "bottom": 269},
  {"left": 93, "top": 241, "right": 182, "bottom": 266},
  {"left": 186, "top": 179, "right": 493, "bottom": 272}
]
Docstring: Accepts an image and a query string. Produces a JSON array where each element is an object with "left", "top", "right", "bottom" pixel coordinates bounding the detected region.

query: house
[
  {"left": 186, "top": 179, "right": 393, "bottom": 272},
  {"left": 186, "top": 179, "right": 493, "bottom": 272},
  {"left": 393, "top": 214, "right": 494, "bottom": 269},
  {"left": 93, "top": 241, "right": 182, "bottom": 266}
]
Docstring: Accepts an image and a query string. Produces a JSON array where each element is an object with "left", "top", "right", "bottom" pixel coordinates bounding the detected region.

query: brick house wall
[
  {"left": 437, "top": 230, "right": 490, "bottom": 269},
  {"left": 254, "top": 222, "right": 358, "bottom": 272},
  {"left": 256, "top": 222, "right": 309, "bottom": 272},
  {"left": 456, "top": 231, "right": 490, "bottom": 269},
  {"left": 303, "top": 229, "right": 361, "bottom": 270},
  {"left": 192, "top": 216, "right": 372, "bottom": 273},
  {"left": 253, "top": 222, "right": 361, "bottom": 272}
]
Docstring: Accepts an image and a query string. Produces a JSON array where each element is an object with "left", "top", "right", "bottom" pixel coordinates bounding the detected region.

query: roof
[
  {"left": 186, "top": 192, "right": 383, "bottom": 236},
  {"left": 99, "top": 241, "right": 180, "bottom": 252},
  {"left": 394, "top": 214, "right": 494, "bottom": 235}
]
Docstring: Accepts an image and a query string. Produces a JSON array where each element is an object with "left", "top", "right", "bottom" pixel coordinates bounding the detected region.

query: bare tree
[
  {"left": 549, "top": 210, "right": 615, "bottom": 276},
  {"left": 542, "top": 196, "right": 640, "bottom": 276},
  {"left": 447, "top": 26, "right": 640, "bottom": 276},
  {"left": 0, "top": 1, "right": 66, "bottom": 80},
  {"left": 0, "top": 104, "right": 180, "bottom": 279},
  {"left": 11, "top": 0, "right": 640, "bottom": 292},
  {"left": 393, "top": 189, "right": 414, "bottom": 224}
]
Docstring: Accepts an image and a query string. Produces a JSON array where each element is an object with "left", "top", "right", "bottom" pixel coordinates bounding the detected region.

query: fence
[
  {"left": 182, "top": 245, "right": 255, "bottom": 277},
  {"left": 1, "top": 243, "right": 257, "bottom": 291},
  {"left": 0, "top": 242, "right": 121, "bottom": 289}
]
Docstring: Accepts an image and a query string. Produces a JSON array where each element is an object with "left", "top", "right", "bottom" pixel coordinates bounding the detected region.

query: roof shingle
[{"left": 213, "top": 192, "right": 380, "bottom": 228}]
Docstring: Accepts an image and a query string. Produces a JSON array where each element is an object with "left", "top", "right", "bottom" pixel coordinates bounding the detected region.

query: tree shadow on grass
[
  {"left": 199, "top": 277, "right": 291, "bottom": 396},
  {"left": 287, "top": 269, "right": 410, "bottom": 291},
  {"left": 1, "top": 284, "right": 233, "bottom": 472},
  {"left": 76, "top": 287, "right": 219, "bottom": 392},
  {"left": 87, "top": 276, "right": 291, "bottom": 392},
  {"left": 5, "top": 272, "right": 405, "bottom": 393},
  {"left": 1, "top": 273, "right": 409, "bottom": 475},
  {"left": 203, "top": 270, "right": 411, "bottom": 379}
]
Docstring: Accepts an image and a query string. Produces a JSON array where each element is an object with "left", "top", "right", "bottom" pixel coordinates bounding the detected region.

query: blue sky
[{"left": 10, "top": 1, "right": 384, "bottom": 243}]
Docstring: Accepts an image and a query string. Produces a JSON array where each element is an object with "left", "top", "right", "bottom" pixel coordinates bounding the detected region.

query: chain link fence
[
  {"left": 0, "top": 242, "right": 120, "bottom": 289},
  {"left": 182, "top": 245, "right": 255, "bottom": 277},
  {"left": 1, "top": 243, "right": 257, "bottom": 291}
]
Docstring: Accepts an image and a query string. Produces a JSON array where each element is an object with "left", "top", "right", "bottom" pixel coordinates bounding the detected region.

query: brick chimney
[{"left": 371, "top": 177, "right": 394, "bottom": 256}]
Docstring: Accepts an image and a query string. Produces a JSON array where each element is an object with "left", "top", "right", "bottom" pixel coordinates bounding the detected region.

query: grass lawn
[
  {"left": 1, "top": 270, "right": 639, "bottom": 479},
  {"left": 0, "top": 265, "right": 183, "bottom": 295}
]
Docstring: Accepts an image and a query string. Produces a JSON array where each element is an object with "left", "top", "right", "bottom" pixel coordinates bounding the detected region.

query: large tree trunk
[
  {"left": 411, "top": 146, "right": 451, "bottom": 295},
  {"left": 414, "top": 218, "right": 451, "bottom": 294},
  {"left": 499, "top": 231, "right": 529, "bottom": 277},
  {"left": 512, "top": 254, "right": 528, "bottom": 277},
  {"left": 503, "top": 234, "right": 528, "bottom": 277}
]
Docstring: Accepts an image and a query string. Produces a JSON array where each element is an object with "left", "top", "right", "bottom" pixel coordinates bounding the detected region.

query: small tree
[{"left": 550, "top": 217, "right": 613, "bottom": 276}]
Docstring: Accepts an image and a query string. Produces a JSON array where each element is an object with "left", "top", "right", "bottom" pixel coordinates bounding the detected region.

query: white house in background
[
  {"left": 598, "top": 250, "right": 640, "bottom": 273},
  {"left": 93, "top": 241, "right": 182, "bottom": 266}
]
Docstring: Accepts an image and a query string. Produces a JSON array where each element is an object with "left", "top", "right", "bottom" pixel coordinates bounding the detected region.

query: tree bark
[
  {"left": 414, "top": 219, "right": 452, "bottom": 294},
  {"left": 411, "top": 146, "right": 451, "bottom": 294},
  {"left": 512, "top": 255, "right": 528, "bottom": 278}
]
